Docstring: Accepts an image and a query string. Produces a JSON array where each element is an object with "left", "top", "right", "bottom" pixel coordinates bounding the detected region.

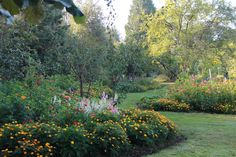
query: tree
[
  {"left": 0, "top": 5, "right": 69, "bottom": 80},
  {"left": 146, "top": 0, "right": 236, "bottom": 78},
  {"left": 63, "top": 0, "right": 109, "bottom": 97},
  {"left": 124, "top": 0, "right": 156, "bottom": 78}
]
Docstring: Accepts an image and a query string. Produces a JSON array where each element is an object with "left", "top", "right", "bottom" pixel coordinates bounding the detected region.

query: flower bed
[
  {"left": 138, "top": 97, "right": 191, "bottom": 112},
  {"left": 0, "top": 109, "right": 177, "bottom": 157},
  {"left": 168, "top": 80, "right": 236, "bottom": 114}
]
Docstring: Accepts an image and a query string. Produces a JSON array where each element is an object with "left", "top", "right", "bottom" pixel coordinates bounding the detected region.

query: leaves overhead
[{"left": 0, "top": 0, "right": 85, "bottom": 24}]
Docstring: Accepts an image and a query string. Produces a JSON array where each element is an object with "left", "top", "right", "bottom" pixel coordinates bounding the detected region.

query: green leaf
[
  {"left": 74, "top": 15, "right": 86, "bottom": 24},
  {"left": 1, "top": 0, "right": 20, "bottom": 15},
  {"left": 13, "top": 0, "right": 23, "bottom": 8},
  {"left": 23, "top": 2, "right": 44, "bottom": 24},
  {"left": 50, "top": 0, "right": 85, "bottom": 23}
]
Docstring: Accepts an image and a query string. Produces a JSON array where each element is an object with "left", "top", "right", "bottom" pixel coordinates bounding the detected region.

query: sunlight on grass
[
  {"left": 119, "top": 86, "right": 168, "bottom": 109},
  {"left": 146, "top": 112, "right": 236, "bottom": 157},
  {"left": 120, "top": 87, "right": 236, "bottom": 157}
]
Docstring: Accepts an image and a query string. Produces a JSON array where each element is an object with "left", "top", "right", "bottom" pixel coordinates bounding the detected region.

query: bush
[
  {"left": 0, "top": 76, "right": 114, "bottom": 124},
  {"left": 168, "top": 79, "right": 236, "bottom": 114},
  {"left": 114, "top": 77, "right": 161, "bottom": 93},
  {"left": 89, "top": 121, "right": 130, "bottom": 157},
  {"left": 0, "top": 109, "right": 177, "bottom": 157},
  {"left": 138, "top": 97, "right": 191, "bottom": 112},
  {"left": 0, "top": 123, "right": 55, "bottom": 157},
  {"left": 120, "top": 109, "right": 176, "bottom": 146}
]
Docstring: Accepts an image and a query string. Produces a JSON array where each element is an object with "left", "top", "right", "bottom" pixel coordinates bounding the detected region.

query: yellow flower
[
  {"left": 70, "top": 141, "right": 75, "bottom": 145},
  {"left": 45, "top": 142, "right": 50, "bottom": 147},
  {"left": 21, "top": 96, "right": 27, "bottom": 100}
]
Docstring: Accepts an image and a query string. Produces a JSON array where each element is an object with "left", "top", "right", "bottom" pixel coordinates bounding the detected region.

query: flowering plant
[{"left": 168, "top": 79, "right": 236, "bottom": 113}]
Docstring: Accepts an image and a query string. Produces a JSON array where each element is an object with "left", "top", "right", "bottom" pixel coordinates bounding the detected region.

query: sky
[{"left": 97, "top": 0, "right": 236, "bottom": 40}]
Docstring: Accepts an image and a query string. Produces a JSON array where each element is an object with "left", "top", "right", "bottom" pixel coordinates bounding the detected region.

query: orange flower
[
  {"left": 21, "top": 96, "right": 27, "bottom": 100},
  {"left": 64, "top": 96, "right": 71, "bottom": 100}
]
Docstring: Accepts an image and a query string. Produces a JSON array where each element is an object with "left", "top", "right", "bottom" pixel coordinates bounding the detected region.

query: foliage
[
  {"left": 138, "top": 97, "right": 191, "bottom": 112},
  {"left": 0, "top": 123, "right": 56, "bottom": 157},
  {"left": 146, "top": 0, "right": 236, "bottom": 78},
  {"left": 89, "top": 121, "right": 130, "bottom": 157},
  {"left": 63, "top": 1, "right": 110, "bottom": 97},
  {"left": 168, "top": 79, "right": 236, "bottom": 114},
  {"left": 0, "top": 5, "right": 69, "bottom": 80},
  {"left": 114, "top": 77, "right": 161, "bottom": 93},
  {"left": 120, "top": 109, "right": 176, "bottom": 146},
  {"left": 0, "top": 109, "right": 177, "bottom": 157},
  {"left": 124, "top": 0, "right": 156, "bottom": 78},
  {"left": 0, "top": 75, "right": 115, "bottom": 124},
  {"left": 0, "top": 0, "right": 84, "bottom": 24}
]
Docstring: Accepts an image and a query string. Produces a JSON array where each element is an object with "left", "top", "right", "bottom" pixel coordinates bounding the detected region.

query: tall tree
[
  {"left": 63, "top": 0, "right": 109, "bottom": 97},
  {"left": 146, "top": 0, "right": 236, "bottom": 78},
  {"left": 124, "top": 0, "right": 156, "bottom": 78}
]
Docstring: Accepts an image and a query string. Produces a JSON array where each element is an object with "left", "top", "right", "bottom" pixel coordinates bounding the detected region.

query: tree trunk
[{"left": 79, "top": 74, "right": 84, "bottom": 97}]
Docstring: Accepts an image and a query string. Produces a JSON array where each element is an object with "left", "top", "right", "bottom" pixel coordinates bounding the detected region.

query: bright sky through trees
[{"left": 97, "top": 0, "right": 236, "bottom": 39}]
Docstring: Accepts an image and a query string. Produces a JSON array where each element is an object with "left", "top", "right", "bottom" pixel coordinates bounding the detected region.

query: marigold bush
[
  {"left": 168, "top": 80, "right": 236, "bottom": 114},
  {"left": 0, "top": 109, "right": 177, "bottom": 157},
  {"left": 138, "top": 97, "right": 191, "bottom": 112}
]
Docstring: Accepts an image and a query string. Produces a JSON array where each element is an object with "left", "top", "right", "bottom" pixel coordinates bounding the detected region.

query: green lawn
[
  {"left": 119, "top": 86, "right": 236, "bottom": 157},
  {"left": 146, "top": 112, "right": 236, "bottom": 157},
  {"left": 119, "top": 86, "right": 168, "bottom": 109}
]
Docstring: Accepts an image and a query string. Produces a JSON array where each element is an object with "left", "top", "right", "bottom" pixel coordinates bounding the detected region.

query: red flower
[
  {"left": 64, "top": 96, "right": 71, "bottom": 100},
  {"left": 73, "top": 121, "right": 79, "bottom": 126}
]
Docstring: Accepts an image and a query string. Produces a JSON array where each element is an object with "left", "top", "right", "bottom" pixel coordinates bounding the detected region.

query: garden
[{"left": 0, "top": 0, "right": 236, "bottom": 157}]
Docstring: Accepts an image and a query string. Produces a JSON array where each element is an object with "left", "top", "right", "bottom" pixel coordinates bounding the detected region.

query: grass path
[
  {"left": 119, "top": 86, "right": 236, "bottom": 157},
  {"left": 146, "top": 112, "right": 236, "bottom": 157},
  {"left": 119, "top": 86, "right": 168, "bottom": 109}
]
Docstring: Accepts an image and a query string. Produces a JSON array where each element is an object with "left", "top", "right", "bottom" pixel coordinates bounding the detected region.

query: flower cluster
[
  {"left": 0, "top": 122, "right": 55, "bottom": 157},
  {"left": 138, "top": 97, "right": 191, "bottom": 112},
  {"left": 168, "top": 79, "right": 236, "bottom": 113},
  {"left": 0, "top": 109, "right": 177, "bottom": 157}
]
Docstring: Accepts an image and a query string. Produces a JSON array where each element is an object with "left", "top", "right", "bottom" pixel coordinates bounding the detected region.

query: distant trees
[
  {"left": 146, "top": 0, "right": 236, "bottom": 79},
  {"left": 124, "top": 0, "right": 156, "bottom": 78}
]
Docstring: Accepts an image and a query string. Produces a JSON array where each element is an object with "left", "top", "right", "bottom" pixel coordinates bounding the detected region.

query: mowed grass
[
  {"left": 146, "top": 112, "right": 236, "bottom": 157},
  {"left": 119, "top": 86, "right": 168, "bottom": 109},
  {"left": 119, "top": 86, "right": 236, "bottom": 157}
]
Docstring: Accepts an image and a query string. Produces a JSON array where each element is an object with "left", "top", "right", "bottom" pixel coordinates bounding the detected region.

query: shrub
[
  {"left": 0, "top": 76, "right": 114, "bottom": 124},
  {"left": 138, "top": 97, "right": 191, "bottom": 112},
  {"left": 0, "top": 123, "right": 55, "bottom": 157},
  {"left": 89, "top": 121, "right": 130, "bottom": 157},
  {"left": 114, "top": 77, "right": 161, "bottom": 93},
  {"left": 120, "top": 109, "right": 176, "bottom": 146},
  {"left": 55, "top": 125, "right": 90, "bottom": 157},
  {"left": 0, "top": 109, "right": 177, "bottom": 157},
  {"left": 168, "top": 79, "right": 236, "bottom": 114}
]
